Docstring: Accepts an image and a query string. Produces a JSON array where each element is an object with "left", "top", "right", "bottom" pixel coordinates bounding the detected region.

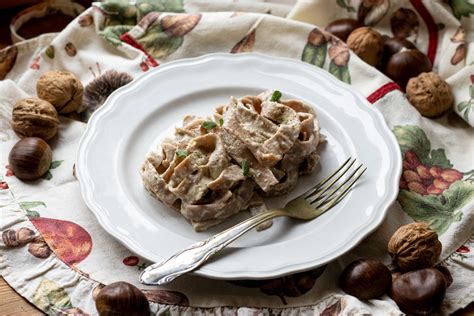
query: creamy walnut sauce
[{"left": 140, "top": 91, "right": 323, "bottom": 231}]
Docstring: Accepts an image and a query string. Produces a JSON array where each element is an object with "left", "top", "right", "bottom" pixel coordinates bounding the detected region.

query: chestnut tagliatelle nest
[{"left": 140, "top": 91, "right": 323, "bottom": 231}]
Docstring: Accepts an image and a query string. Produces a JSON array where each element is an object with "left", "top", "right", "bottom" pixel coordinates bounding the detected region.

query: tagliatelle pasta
[{"left": 140, "top": 91, "right": 323, "bottom": 231}]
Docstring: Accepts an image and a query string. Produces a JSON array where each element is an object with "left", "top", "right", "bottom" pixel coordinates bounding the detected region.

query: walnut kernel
[
  {"left": 388, "top": 222, "right": 441, "bottom": 272},
  {"left": 406, "top": 72, "right": 453, "bottom": 117},
  {"left": 36, "top": 71, "right": 84, "bottom": 113},
  {"left": 347, "top": 27, "right": 384, "bottom": 66},
  {"left": 11, "top": 98, "right": 59, "bottom": 140}
]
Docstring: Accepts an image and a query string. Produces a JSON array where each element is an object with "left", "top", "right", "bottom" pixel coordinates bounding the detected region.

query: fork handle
[{"left": 139, "top": 209, "right": 287, "bottom": 285}]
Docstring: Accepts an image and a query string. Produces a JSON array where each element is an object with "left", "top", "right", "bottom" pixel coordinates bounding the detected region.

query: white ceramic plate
[{"left": 76, "top": 53, "right": 401, "bottom": 280}]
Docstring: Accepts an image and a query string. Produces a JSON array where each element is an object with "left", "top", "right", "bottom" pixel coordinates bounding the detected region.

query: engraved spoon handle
[{"left": 139, "top": 209, "right": 287, "bottom": 285}]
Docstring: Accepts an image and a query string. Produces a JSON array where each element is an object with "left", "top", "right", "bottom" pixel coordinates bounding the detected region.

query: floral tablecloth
[{"left": 1, "top": 0, "right": 473, "bottom": 315}]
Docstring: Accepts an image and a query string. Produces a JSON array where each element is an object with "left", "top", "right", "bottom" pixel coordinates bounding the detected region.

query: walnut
[
  {"left": 388, "top": 222, "right": 442, "bottom": 272},
  {"left": 36, "top": 71, "right": 84, "bottom": 113},
  {"left": 347, "top": 27, "right": 383, "bottom": 66},
  {"left": 406, "top": 72, "right": 454, "bottom": 117},
  {"left": 11, "top": 98, "right": 59, "bottom": 140}
]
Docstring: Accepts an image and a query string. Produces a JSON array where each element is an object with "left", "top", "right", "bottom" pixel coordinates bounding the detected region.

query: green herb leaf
[
  {"left": 270, "top": 90, "right": 282, "bottom": 102},
  {"left": 202, "top": 120, "right": 217, "bottom": 131},
  {"left": 219, "top": 118, "right": 224, "bottom": 126},
  {"left": 176, "top": 149, "right": 188, "bottom": 158},
  {"left": 241, "top": 160, "right": 250, "bottom": 176}
]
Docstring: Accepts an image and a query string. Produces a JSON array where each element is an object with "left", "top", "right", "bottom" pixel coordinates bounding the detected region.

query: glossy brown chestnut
[
  {"left": 325, "top": 18, "right": 362, "bottom": 42},
  {"left": 339, "top": 259, "right": 392, "bottom": 300},
  {"left": 382, "top": 37, "right": 416, "bottom": 68},
  {"left": 8, "top": 137, "right": 52, "bottom": 181},
  {"left": 95, "top": 281, "right": 150, "bottom": 316},
  {"left": 385, "top": 49, "right": 431, "bottom": 90},
  {"left": 390, "top": 268, "right": 447, "bottom": 314}
]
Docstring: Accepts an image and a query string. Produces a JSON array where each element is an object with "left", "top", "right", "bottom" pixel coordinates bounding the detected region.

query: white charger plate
[{"left": 76, "top": 53, "right": 402, "bottom": 280}]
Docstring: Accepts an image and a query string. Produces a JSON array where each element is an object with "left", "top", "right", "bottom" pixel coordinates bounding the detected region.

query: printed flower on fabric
[
  {"left": 456, "top": 75, "right": 474, "bottom": 121},
  {"left": 394, "top": 125, "right": 474, "bottom": 235}
]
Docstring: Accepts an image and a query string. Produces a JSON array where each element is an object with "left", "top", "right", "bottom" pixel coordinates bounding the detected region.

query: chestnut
[
  {"left": 384, "top": 49, "right": 431, "bottom": 90},
  {"left": 339, "top": 259, "right": 392, "bottom": 300},
  {"left": 95, "top": 281, "right": 150, "bottom": 316},
  {"left": 382, "top": 37, "right": 415, "bottom": 68},
  {"left": 390, "top": 268, "right": 447, "bottom": 314},
  {"left": 385, "top": 49, "right": 431, "bottom": 91},
  {"left": 8, "top": 137, "right": 52, "bottom": 181},
  {"left": 325, "top": 18, "right": 363, "bottom": 42}
]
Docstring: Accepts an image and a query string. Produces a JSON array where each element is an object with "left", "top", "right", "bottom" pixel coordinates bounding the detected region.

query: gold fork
[{"left": 140, "top": 158, "right": 366, "bottom": 285}]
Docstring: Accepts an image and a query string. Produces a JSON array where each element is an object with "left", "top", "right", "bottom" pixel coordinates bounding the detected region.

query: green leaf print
[
  {"left": 100, "top": 1, "right": 138, "bottom": 27},
  {"left": 329, "top": 61, "right": 351, "bottom": 84},
  {"left": 449, "top": 0, "right": 474, "bottom": 20},
  {"left": 393, "top": 125, "right": 431, "bottom": 162},
  {"left": 26, "top": 210, "right": 40, "bottom": 218},
  {"left": 336, "top": 0, "right": 356, "bottom": 12},
  {"left": 301, "top": 43, "right": 327, "bottom": 68},
  {"left": 19, "top": 201, "right": 46, "bottom": 211},
  {"left": 137, "top": 23, "right": 183, "bottom": 59},
  {"left": 444, "top": 181, "right": 474, "bottom": 210},
  {"left": 137, "top": 0, "right": 184, "bottom": 16},
  {"left": 429, "top": 149, "right": 453, "bottom": 169},
  {"left": 32, "top": 278, "right": 72, "bottom": 314},
  {"left": 99, "top": 25, "right": 134, "bottom": 46},
  {"left": 398, "top": 186, "right": 462, "bottom": 235}
]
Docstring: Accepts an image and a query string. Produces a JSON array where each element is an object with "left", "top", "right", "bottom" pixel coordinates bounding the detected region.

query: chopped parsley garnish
[
  {"left": 241, "top": 159, "right": 250, "bottom": 176},
  {"left": 270, "top": 90, "right": 282, "bottom": 102},
  {"left": 175, "top": 149, "right": 188, "bottom": 158},
  {"left": 202, "top": 120, "right": 217, "bottom": 130},
  {"left": 219, "top": 118, "right": 224, "bottom": 126}
]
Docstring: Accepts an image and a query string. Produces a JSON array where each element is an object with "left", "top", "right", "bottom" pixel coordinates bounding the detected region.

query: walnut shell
[
  {"left": 36, "top": 71, "right": 84, "bottom": 113},
  {"left": 388, "top": 222, "right": 442, "bottom": 272},
  {"left": 406, "top": 72, "right": 454, "bottom": 117},
  {"left": 12, "top": 98, "right": 59, "bottom": 140},
  {"left": 347, "top": 27, "right": 384, "bottom": 67}
]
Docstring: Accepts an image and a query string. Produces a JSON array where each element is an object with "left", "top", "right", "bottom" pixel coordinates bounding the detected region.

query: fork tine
[
  {"left": 305, "top": 158, "right": 356, "bottom": 204},
  {"left": 303, "top": 157, "right": 352, "bottom": 199},
  {"left": 312, "top": 166, "right": 366, "bottom": 210}
]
